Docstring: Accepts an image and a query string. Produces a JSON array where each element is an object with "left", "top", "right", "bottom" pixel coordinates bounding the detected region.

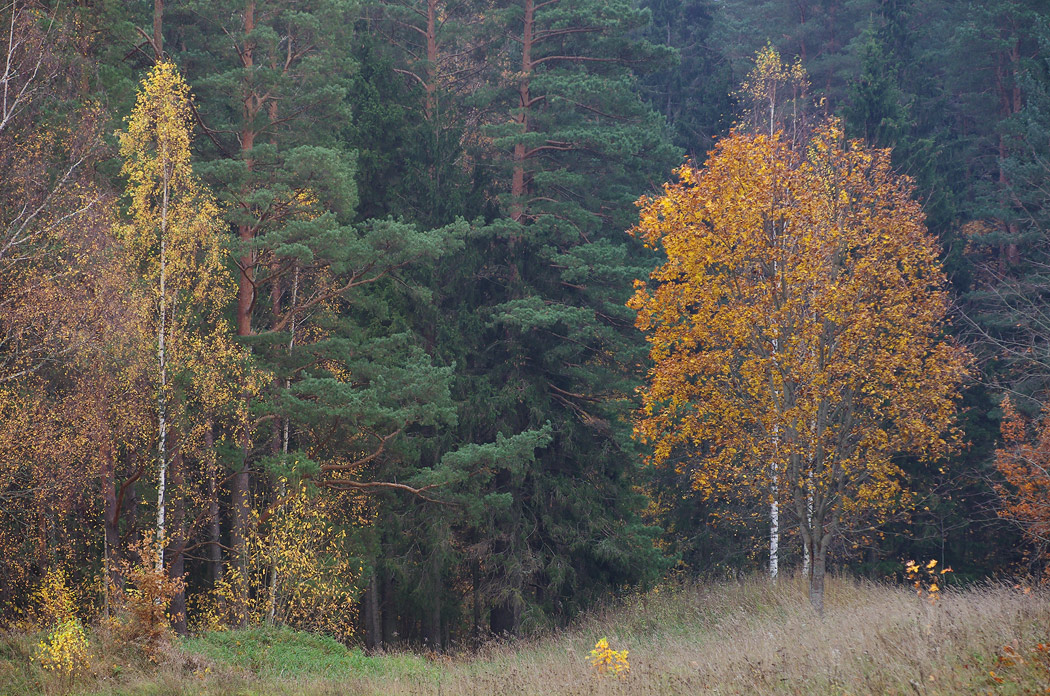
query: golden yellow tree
[
  {"left": 117, "top": 61, "right": 238, "bottom": 583},
  {"left": 629, "top": 121, "right": 970, "bottom": 614}
]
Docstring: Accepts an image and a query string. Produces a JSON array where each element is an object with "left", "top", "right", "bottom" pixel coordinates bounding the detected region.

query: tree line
[{"left": 0, "top": 0, "right": 1048, "bottom": 648}]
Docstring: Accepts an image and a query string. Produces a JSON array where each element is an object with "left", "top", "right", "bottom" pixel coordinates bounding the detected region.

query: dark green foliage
[
  {"left": 458, "top": 0, "right": 678, "bottom": 633},
  {"left": 167, "top": 0, "right": 466, "bottom": 457},
  {"left": 639, "top": 0, "right": 733, "bottom": 156},
  {"left": 352, "top": 0, "right": 679, "bottom": 642},
  {"left": 963, "top": 13, "right": 1050, "bottom": 398}
]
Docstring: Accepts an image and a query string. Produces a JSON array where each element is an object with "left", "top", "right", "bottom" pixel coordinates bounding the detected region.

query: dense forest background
[{"left": 2, "top": 0, "right": 1049, "bottom": 650}]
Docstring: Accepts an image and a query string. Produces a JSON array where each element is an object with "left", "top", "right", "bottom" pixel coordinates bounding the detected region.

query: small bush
[
  {"left": 587, "top": 637, "right": 629, "bottom": 679},
  {"left": 111, "top": 533, "right": 184, "bottom": 660},
  {"left": 34, "top": 617, "right": 88, "bottom": 676}
]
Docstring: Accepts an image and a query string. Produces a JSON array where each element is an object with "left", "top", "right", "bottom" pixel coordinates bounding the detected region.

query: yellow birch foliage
[
  {"left": 35, "top": 618, "right": 89, "bottom": 676},
  {"left": 193, "top": 481, "right": 360, "bottom": 640},
  {"left": 629, "top": 120, "right": 970, "bottom": 553},
  {"left": 254, "top": 481, "right": 360, "bottom": 641},
  {"left": 736, "top": 44, "right": 810, "bottom": 140},
  {"left": 117, "top": 62, "right": 227, "bottom": 311},
  {"left": 31, "top": 570, "right": 89, "bottom": 676},
  {"left": 116, "top": 61, "right": 247, "bottom": 462}
]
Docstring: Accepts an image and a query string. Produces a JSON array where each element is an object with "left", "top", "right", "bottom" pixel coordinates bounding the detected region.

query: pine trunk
[
  {"left": 230, "top": 1, "right": 257, "bottom": 625},
  {"left": 426, "top": 588, "right": 441, "bottom": 650},
  {"left": 472, "top": 560, "right": 481, "bottom": 647},
  {"left": 510, "top": 0, "right": 534, "bottom": 223},
  {"left": 363, "top": 573, "right": 381, "bottom": 650},
  {"left": 424, "top": 0, "right": 437, "bottom": 120},
  {"left": 152, "top": 0, "right": 163, "bottom": 59},
  {"left": 381, "top": 570, "right": 397, "bottom": 646}
]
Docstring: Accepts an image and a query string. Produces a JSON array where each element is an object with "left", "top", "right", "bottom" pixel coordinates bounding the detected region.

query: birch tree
[
  {"left": 629, "top": 120, "right": 970, "bottom": 614},
  {"left": 117, "top": 62, "right": 233, "bottom": 574}
]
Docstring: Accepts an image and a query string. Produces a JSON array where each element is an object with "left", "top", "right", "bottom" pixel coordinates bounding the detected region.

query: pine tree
[
  {"left": 165, "top": 0, "right": 465, "bottom": 627},
  {"left": 354, "top": 0, "right": 680, "bottom": 641},
  {"left": 453, "top": 0, "right": 678, "bottom": 633}
]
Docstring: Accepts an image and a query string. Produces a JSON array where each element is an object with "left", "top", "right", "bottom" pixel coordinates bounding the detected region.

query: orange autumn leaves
[
  {"left": 995, "top": 399, "right": 1050, "bottom": 558},
  {"left": 629, "top": 120, "right": 970, "bottom": 534}
]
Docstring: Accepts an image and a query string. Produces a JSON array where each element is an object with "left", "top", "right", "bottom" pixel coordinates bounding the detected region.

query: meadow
[{"left": 2, "top": 574, "right": 1048, "bottom": 695}]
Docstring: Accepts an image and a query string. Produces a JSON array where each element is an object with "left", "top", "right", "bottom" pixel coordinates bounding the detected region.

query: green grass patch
[{"left": 179, "top": 625, "right": 436, "bottom": 681}]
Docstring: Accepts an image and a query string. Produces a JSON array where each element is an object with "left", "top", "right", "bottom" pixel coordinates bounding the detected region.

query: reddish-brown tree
[{"left": 994, "top": 398, "right": 1050, "bottom": 567}]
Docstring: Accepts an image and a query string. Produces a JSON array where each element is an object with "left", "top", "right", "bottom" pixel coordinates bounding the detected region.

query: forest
[{"left": 2, "top": 0, "right": 1050, "bottom": 691}]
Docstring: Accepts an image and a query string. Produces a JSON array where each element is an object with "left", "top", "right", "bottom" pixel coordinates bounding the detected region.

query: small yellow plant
[
  {"left": 35, "top": 617, "right": 88, "bottom": 676},
  {"left": 30, "top": 568, "right": 89, "bottom": 676},
  {"left": 32, "top": 568, "right": 77, "bottom": 626},
  {"left": 904, "top": 559, "right": 952, "bottom": 603},
  {"left": 190, "top": 482, "right": 360, "bottom": 639},
  {"left": 588, "top": 637, "right": 630, "bottom": 679}
]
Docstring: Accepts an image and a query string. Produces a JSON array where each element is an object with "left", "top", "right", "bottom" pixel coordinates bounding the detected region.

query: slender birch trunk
[
  {"left": 803, "top": 475, "right": 813, "bottom": 578},
  {"left": 155, "top": 159, "right": 170, "bottom": 574},
  {"left": 770, "top": 432, "right": 779, "bottom": 581},
  {"left": 769, "top": 128, "right": 780, "bottom": 580}
]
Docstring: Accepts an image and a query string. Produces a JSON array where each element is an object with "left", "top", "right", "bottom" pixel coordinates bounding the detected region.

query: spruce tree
[
  {"left": 462, "top": 0, "right": 678, "bottom": 633},
  {"left": 357, "top": 0, "right": 680, "bottom": 640},
  {"left": 639, "top": 0, "right": 733, "bottom": 157}
]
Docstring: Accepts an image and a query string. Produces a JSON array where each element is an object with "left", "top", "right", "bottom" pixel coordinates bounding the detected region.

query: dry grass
[
  {"left": 4, "top": 574, "right": 1049, "bottom": 695},
  {"left": 344, "top": 575, "right": 1050, "bottom": 696}
]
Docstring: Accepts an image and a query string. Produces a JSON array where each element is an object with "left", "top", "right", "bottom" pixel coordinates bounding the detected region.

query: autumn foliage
[
  {"left": 588, "top": 637, "right": 630, "bottom": 679},
  {"left": 994, "top": 398, "right": 1050, "bottom": 564},
  {"left": 629, "top": 119, "right": 970, "bottom": 611}
]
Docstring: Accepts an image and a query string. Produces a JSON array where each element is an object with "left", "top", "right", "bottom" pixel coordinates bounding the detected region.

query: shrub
[
  {"left": 587, "top": 637, "right": 629, "bottom": 679},
  {"left": 34, "top": 617, "right": 88, "bottom": 676}
]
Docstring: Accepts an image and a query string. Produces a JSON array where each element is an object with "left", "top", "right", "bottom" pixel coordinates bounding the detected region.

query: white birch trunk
[
  {"left": 769, "top": 179, "right": 780, "bottom": 582},
  {"left": 803, "top": 476, "right": 813, "bottom": 577},
  {"left": 155, "top": 163, "right": 170, "bottom": 574},
  {"left": 770, "top": 457, "right": 779, "bottom": 581}
]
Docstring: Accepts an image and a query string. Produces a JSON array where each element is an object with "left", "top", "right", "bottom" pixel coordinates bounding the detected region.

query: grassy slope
[{"left": 3, "top": 575, "right": 1049, "bottom": 695}]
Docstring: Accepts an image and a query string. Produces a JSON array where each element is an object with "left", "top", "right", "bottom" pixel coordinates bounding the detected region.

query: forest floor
[{"left": 2, "top": 574, "right": 1049, "bottom": 695}]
